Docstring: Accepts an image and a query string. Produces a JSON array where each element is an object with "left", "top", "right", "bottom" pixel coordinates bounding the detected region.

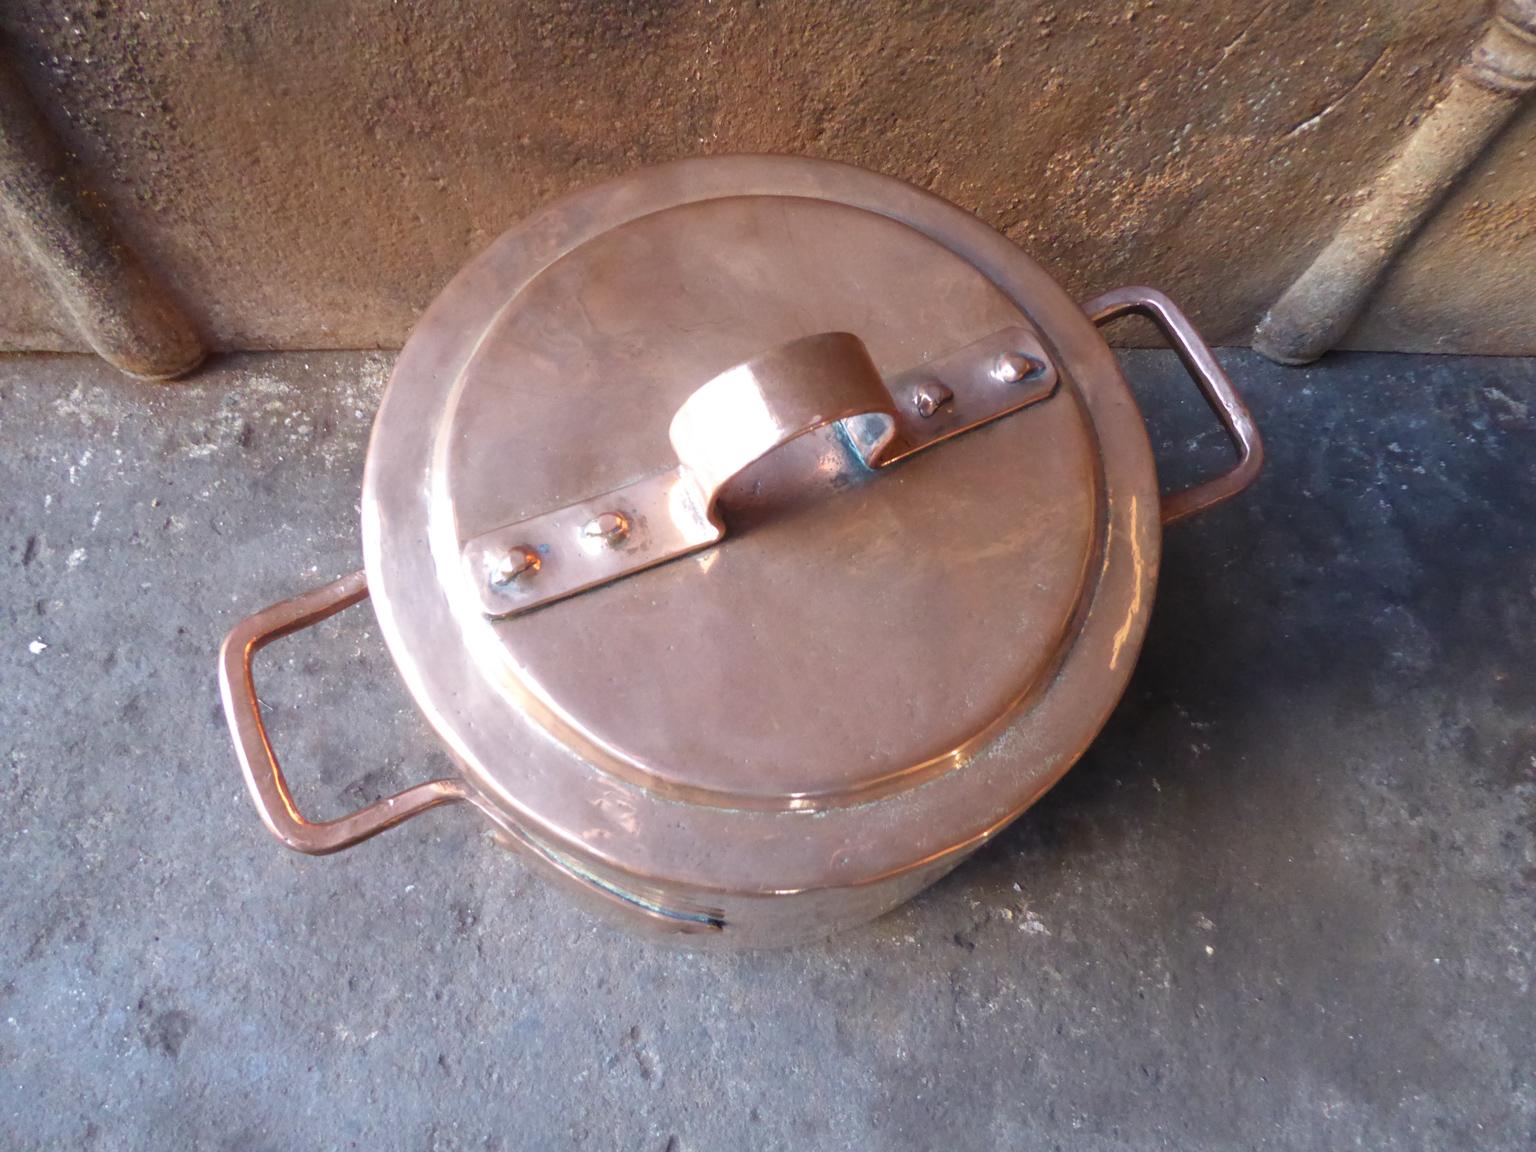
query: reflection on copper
[{"left": 1110, "top": 496, "right": 1144, "bottom": 671}]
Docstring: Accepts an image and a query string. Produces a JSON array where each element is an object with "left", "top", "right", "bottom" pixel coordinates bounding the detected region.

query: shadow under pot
[{"left": 219, "top": 155, "right": 1262, "bottom": 948}]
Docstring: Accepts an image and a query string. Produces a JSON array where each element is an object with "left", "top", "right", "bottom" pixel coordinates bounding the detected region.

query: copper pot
[{"left": 219, "top": 156, "right": 1262, "bottom": 947}]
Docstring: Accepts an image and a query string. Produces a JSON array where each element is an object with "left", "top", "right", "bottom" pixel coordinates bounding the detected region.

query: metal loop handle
[
  {"left": 218, "top": 569, "right": 467, "bottom": 855},
  {"left": 1084, "top": 286, "right": 1264, "bottom": 525},
  {"left": 668, "top": 331, "right": 900, "bottom": 524}
]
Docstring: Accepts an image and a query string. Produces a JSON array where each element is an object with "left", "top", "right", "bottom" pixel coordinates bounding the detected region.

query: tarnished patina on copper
[{"left": 219, "top": 156, "right": 1263, "bottom": 946}]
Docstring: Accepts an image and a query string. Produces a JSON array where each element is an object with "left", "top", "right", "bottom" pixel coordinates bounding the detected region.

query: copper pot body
[{"left": 220, "top": 157, "right": 1261, "bottom": 947}]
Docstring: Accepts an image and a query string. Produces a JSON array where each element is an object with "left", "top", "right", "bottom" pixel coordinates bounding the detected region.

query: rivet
[
  {"left": 912, "top": 378, "right": 954, "bottom": 419},
  {"left": 992, "top": 351, "right": 1047, "bottom": 384},
  {"left": 491, "top": 545, "right": 540, "bottom": 586},
  {"left": 581, "top": 511, "right": 630, "bottom": 546}
]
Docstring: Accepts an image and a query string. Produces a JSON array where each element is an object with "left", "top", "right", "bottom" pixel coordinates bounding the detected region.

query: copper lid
[{"left": 361, "top": 156, "right": 1163, "bottom": 906}]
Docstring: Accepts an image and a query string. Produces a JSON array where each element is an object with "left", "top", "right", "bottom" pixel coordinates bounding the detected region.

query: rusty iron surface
[
  {"left": 0, "top": 1, "right": 1528, "bottom": 357},
  {"left": 1254, "top": 0, "right": 1536, "bottom": 364},
  {"left": 0, "top": 51, "right": 205, "bottom": 377}
]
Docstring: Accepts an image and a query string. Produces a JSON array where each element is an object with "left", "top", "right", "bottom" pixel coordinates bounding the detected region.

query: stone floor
[{"left": 1, "top": 347, "right": 1533, "bottom": 1151}]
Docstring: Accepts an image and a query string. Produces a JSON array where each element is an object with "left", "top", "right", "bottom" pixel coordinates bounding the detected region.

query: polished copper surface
[{"left": 221, "top": 155, "right": 1264, "bottom": 946}]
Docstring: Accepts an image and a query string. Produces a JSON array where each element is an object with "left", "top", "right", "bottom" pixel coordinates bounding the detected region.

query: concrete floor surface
[{"left": 1, "top": 348, "right": 1533, "bottom": 1150}]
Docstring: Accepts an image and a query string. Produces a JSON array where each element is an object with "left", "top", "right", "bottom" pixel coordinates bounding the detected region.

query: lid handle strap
[{"left": 461, "top": 325, "right": 1058, "bottom": 618}]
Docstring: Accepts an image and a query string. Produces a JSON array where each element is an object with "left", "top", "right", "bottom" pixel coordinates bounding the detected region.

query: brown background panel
[{"left": 0, "top": 1, "right": 1528, "bottom": 355}]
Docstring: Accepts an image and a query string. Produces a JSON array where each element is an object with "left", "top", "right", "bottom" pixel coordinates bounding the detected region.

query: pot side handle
[
  {"left": 217, "top": 568, "right": 468, "bottom": 855},
  {"left": 1083, "top": 286, "right": 1264, "bottom": 525}
]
